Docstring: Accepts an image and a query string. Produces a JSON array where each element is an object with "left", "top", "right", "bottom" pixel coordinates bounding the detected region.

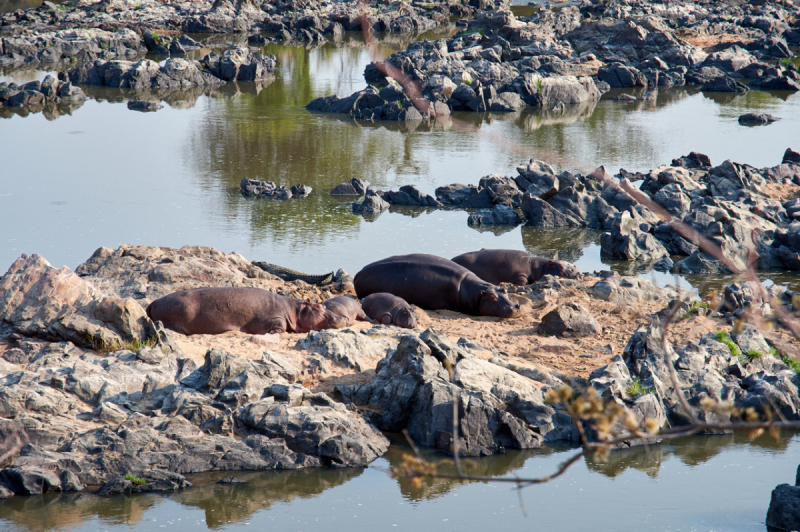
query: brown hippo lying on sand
[
  {"left": 451, "top": 249, "right": 580, "bottom": 286},
  {"left": 354, "top": 254, "right": 520, "bottom": 318},
  {"left": 146, "top": 287, "right": 348, "bottom": 335},
  {"left": 361, "top": 293, "right": 417, "bottom": 329},
  {"left": 323, "top": 295, "right": 367, "bottom": 325}
]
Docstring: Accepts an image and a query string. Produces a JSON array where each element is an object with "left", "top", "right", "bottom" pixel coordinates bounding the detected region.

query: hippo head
[
  {"left": 297, "top": 300, "right": 348, "bottom": 332},
  {"left": 544, "top": 260, "right": 581, "bottom": 280},
  {"left": 479, "top": 287, "right": 520, "bottom": 318},
  {"left": 394, "top": 307, "right": 417, "bottom": 329}
]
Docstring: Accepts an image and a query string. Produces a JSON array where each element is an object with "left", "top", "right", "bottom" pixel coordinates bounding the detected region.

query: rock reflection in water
[
  {"left": 171, "top": 468, "right": 362, "bottom": 528},
  {"left": 0, "top": 492, "right": 161, "bottom": 531},
  {"left": 521, "top": 227, "right": 600, "bottom": 264},
  {"left": 0, "top": 467, "right": 362, "bottom": 531},
  {"left": 382, "top": 442, "right": 570, "bottom": 502}
]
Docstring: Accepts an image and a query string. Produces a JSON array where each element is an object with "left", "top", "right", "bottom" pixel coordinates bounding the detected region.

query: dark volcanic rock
[
  {"left": 766, "top": 483, "right": 800, "bottom": 530},
  {"left": 467, "top": 204, "right": 522, "bottom": 226},
  {"left": 738, "top": 113, "right": 780, "bottom": 125},
  {"left": 338, "top": 329, "right": 577, "bottom": 454}
]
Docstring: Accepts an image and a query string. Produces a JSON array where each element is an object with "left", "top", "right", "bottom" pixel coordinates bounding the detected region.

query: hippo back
[
  {"left": 354, "top": 254, "right": 485, "bottom": 312},
  {"left": 451, "top": 249, "right": 534, "bottom": 285}
]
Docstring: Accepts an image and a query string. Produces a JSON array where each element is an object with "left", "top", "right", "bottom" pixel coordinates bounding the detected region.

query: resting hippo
[
  {"left": 354, "top": 254, "right": 520, "bottom": 318},
  {"left": 322, "top": 295, "right": 367, "bottom": 324},
  {"left": 361, "top": 293, "right": 417, "bottom": 329},
  {"left": 146, "top": 287, "right": 347, "bottom": 335},
  {"left": 451, "top": 249, "right": 580, "bottom": 286}
]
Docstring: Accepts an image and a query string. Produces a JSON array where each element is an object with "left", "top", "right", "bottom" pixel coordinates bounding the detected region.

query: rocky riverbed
[
  {"left": 307, "top": 0, "right": 800, "bottom": 121},
  {"left": 0, "top": 242, "right": 798, "bottom": 498}
]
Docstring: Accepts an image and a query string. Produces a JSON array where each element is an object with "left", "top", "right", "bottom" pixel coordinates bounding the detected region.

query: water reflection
[
  {"left": 0, "top": 435, "right": 797, "bottom": 531},
  {"left": 172, "top": 468, "right": 363, "bottom": 528},
  {"left": 0, "top": 491, "right": 161, "bottom": 531}
]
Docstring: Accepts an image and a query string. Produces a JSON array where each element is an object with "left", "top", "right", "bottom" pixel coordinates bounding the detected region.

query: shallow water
[
  {"left": 0, "top": 433, "right": 797, "bottom": 532},
  {"left": 2, "top": 36, "right": 800, "bottom": 294}
]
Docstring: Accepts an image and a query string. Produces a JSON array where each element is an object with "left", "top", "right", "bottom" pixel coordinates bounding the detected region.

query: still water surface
[{"left": 0, "top": 434, "right": 797, "bottom": 531}]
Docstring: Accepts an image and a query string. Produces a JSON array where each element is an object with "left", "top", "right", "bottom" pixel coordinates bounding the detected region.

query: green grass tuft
[
  {"left": 86, "top": 334, "right": 160, "bottom": 355},
  {"left": 679, "top": 300, "right": 711, "bottom": 321},
  {"left": 124, "top": 474, "right": 146, "bottom": 486},
  {"left": 715, "top": 330, "right": 741, "bottom": 359},
  {"left": 535, "top": 77, "right": 542, "bottom": 93},
  {"left": 625, "top": 379, "right": 653, "bottom": 397},
  {"left": 744, "top": 349, "right": 763, "bottom": 360},
  {"left": 779, "top": 57, "right": 793, "bottom": 67}
]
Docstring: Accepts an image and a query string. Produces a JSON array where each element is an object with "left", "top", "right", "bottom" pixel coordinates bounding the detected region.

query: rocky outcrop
[
  {"left": 66, "top": 46, "right": 276, "bottom": 90},
  {"left": 0, "top": 0, "right": 475, "bottom": 53},
  {"left": 586, "top": 320, "right": 800, "bottom": 439},
  {"left": 0, "top": 339, "right": 390, "bottom": 497},
  {"left": 73, "top": 245, "right": 279, "bottom": 303},
  {"left": 0, "top": 75, "right": 86, "bottom": 110},
  {"left": 68, "top": 58, "right": 227, "bottom": 89},
  {"left": 0, "top": 254, "right": 154, "bottom": 349},
  {"left": 767, "top": 466, "right": 800, "bottom": 531},
  {"left": 337, "top": 329, "right": 577, "bottom": 455},
  {"left": 0, "top": 28, "right": 144, "bottom": 68},
  {"left": 241, "top": 178, "right": 310, "bottom": 200}
]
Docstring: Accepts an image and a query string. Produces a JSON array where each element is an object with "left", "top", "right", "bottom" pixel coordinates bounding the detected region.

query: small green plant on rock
[
  {"left": 151, "top": 31, "right": 162, "bottom": 46},
  {"left": 715, "top": 330, "right": 741, "bottom": 359},
  {"left": 625, "top": 379, "right": 652, "bottom": 397},
  {"left": 535, "top": 77, "right": 542, "bottom": 93},
  {"left": 464, "top": 79, "right": 472, "bottom": 86},
  {"left": 744, "top": 349, "right": 763, "bottom": 360},
  {"left": 679, "top": 300, "right": 711, "bottom": 320},
  {"left": 124, "top": 474, "right": 146, "bottom": 486},
  {"left": 772, "top": 346, "right": 800, "bottom": 373},
  {"left": 86, "top": 334, "right": 159, "bottom": 355},
  {"left": 778, "top": 57, "right": 793, "bottom": 68}
]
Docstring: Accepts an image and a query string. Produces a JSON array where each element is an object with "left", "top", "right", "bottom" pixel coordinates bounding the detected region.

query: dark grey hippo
[
  {"left": 146, "top": 287, "right": 348, "bottom": 335},
  {"left": 354, "top": 254, "right": 520, "bottom": 318},
  {"left": 361, "top": 293, "right": 417, "bottom": 329},
  {"left": 322, "top": 295, "right": 367, "bottom": 325},
  {"left": 451, "top": 249, "right": 580, "bottom": 286}
]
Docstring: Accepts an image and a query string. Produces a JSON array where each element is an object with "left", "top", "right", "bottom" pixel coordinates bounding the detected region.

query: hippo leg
[
  {"left": 380, "top": 314, "right": 393, "bottom": 325},
  {"left": 241, "top": 317, "right": 287, "bottom": 335},
  {"left": 357, "top": 309, "right": 368, "bottom": 321},
  {"left": 512, "top": 274, "right": 528, "bottom": 286}
]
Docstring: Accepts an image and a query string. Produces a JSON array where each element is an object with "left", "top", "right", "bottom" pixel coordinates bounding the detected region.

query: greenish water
[{"left": 0, "top": 434, "right": 797, "bottom": 531}]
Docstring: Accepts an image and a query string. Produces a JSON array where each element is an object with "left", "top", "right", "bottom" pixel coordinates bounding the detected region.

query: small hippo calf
[
  {"left": 322, "top": 295, "right": 367, "bottom": 325},
  {"left": 146, "top": 287, "right": 347, "bottom": 335},
  {"left": 361, "top": 293, "right": 417, "bottom": 329},
  {"left": 354, "top": 254, "right": 520, "bottom": 318},
  {"left": 451, "top": 249, "right": 580, "bottom": 286}
]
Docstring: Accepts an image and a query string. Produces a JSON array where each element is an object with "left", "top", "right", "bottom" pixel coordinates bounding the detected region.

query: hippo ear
[
  {"left": 313, "top": 303, "right": 324, "bottom": 311},
  {"left": 304, "top": 299, "right": 313, "bottom": 305}
]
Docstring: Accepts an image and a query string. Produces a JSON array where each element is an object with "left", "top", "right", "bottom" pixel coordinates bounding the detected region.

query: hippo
[
  {"left": 146, "top": 287, "right": 347, "bottom": 335},
  {"left": 451, "top": 249, "right": 580, "bottom": 286},
  {"left": 354, "top": 254, "right": 520, "bottom": 318},
  {"left": 361, "top": 293, "right": 417, "bottom": 329},
  {"left": 322, "top": 295, "right": 367, "bottom": 325}
]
